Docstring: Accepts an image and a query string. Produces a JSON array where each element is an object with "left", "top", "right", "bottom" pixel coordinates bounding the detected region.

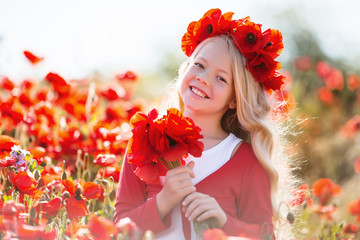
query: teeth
[{"left": 191, "top": 87, "right": 207, "bottom": 98}]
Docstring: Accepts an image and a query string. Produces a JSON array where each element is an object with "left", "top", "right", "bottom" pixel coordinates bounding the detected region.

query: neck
[{"left": 184, "top": 109, "right": 229, "bottom": 150}]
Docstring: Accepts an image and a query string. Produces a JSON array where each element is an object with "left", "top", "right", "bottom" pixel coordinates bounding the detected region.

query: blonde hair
[{"left": 166, "top": 35, "right": 295, "bottom": 237}]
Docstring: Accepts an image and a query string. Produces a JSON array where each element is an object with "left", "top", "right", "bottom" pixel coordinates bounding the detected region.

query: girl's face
[{"left": 180, "top": 39, "right": 236, "bottom": 117}]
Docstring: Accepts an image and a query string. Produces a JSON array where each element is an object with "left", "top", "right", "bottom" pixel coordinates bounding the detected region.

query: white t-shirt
[{"left": 156, "top": 133, "right": 242, "bottom": 240}]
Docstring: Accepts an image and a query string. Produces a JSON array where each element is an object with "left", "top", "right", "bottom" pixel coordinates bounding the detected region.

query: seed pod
[
  {"left": 82, "top": 170, "right": 90, "bottom": 182},
  {"left": 287, "top": 212, "right": 296, "bottom": 224},
  {"left": 29, "top": 207, "right": 37, "bottom": 220},
  {"left": 61, "top": 171, "right": 68, "bottom": 181},
  {"left": 109, "top": 189, "right": 116, "bottom": 202}
]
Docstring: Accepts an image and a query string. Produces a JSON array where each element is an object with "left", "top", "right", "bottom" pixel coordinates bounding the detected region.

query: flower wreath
[{"left": 181, "top": 8, "right": 285, "bottom": 92}]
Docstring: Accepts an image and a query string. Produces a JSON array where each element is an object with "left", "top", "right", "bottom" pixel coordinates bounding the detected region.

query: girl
[{"left": 114, "top": 8, "right": 292, "bottom": 239}]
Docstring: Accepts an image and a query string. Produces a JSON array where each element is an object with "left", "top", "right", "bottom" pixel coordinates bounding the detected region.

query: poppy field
[{"left": 0, "top": 46, "right": 360, "bottom": 240}]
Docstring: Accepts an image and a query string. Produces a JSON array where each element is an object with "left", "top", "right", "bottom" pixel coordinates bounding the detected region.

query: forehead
[{"left": 195, "top": 39, "right": 232, "bottom": 73}]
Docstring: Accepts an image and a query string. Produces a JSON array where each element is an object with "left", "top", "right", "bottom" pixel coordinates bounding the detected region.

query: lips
[{"left": 190, "top": 86, "right": 209, "bottom": 99}]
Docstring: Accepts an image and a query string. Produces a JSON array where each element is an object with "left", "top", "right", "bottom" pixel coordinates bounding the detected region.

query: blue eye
[
  {"left": 194, "top": 62, "right": 204, "bottom": 69},
  {"left": 217, "top": 76, "right": 226, "bottom": 82}
]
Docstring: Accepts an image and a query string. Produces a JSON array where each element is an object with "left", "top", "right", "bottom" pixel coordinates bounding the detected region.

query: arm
[
  {"left": 114, "top": 158, "right": 170, "bottom": 233},
  {"left": 222, "top": 161, "right": 274, "bottom": 239},
  {"left": 114, "top": 157, "right": 196, "bottom": 234}
]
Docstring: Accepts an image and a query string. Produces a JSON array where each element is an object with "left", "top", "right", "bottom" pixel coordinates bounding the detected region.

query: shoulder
[{"left": 232, "top": 141, "right": 267, "bottom": 174}]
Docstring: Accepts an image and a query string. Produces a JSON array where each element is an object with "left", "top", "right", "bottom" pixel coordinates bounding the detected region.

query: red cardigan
[{"left": 114, "top": 142, "right": 274, "bottom": 239}]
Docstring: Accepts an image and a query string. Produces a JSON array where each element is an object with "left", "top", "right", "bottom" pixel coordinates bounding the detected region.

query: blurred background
[{"left": 1, "top": 0, "right": 360, "bottom": 235}]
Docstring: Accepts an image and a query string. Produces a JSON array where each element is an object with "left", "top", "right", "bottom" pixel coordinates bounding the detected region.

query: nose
[{"left": 196, "top": 72, "right": 209, "bottom": 86}]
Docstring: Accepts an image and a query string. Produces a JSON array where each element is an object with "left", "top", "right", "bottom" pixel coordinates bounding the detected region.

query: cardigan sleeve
[
  {"left": 222, "top": 147, "right": 275, "bottom": 239},
  {"left": 113, "top": 156, "right": 171, "bottom": 233}
]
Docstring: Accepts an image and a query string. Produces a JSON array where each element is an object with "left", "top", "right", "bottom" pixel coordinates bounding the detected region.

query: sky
[{"left": 0, "top": 0, "right": 359, "bottom": 82}]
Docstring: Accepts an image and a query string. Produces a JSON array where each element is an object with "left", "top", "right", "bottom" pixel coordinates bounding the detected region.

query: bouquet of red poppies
[{"left": 127, "top": 108, "right": 204, "bottom": 184}]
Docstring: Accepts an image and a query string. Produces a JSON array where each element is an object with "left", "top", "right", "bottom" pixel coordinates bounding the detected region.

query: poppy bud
[
  {"left": 286, "top": 212, "right": 296, "bottom": 224},
  {"left": 61, "top": 171, "right": 68, "bottom": 181},
  {"left": 34, "top": 170, "right": 41, "bottom": 181},
  {"left": 263, "top": 233, "right": 272, "bottom": 240},
  {"left": 29, "top": 207, "right": 37, "bottom": 220},
  {"left": 109, "top": 189, "right": 116, "bottom": 202},
  {"left": 142, "top": 230, "right": 155, "bottom": 240},
  {"left": 62, "top": 191, "right": 70, "bottom": 200},
  {"left": 82, "top": 170, "right": 90, "bottom": 182}
]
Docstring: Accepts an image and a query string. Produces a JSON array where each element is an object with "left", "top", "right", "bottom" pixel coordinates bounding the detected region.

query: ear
[{"left": 229, "top": 99, "right": 236, "bottom": 109}]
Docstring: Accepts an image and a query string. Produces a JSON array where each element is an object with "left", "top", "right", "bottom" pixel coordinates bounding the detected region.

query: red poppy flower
[
  {"left": 88, "top": 214, "right": 117, "bottom": 240},
  {"left": 261, "top": 29, "right": 284, "bottom": 59},
  {"left": 99, "top": 85, "right": 126, "bottom": 101},
  {"left": 0, "top": 156, "right": 16, "bottom": 167},
  {"left": 44, "top": 72, "right": 71, "bottom": 96},
  {"left": 127, "top": 108, "right": 161, "bottom": 166},
  {"left": 247, "top": 54, "right": 280, "bottom": 84},
  {"left": 311, "top": 204, "right": 337, "bottom": 221},
  {"left": 65, "top": 219, "right": 87, "bottom": 237},
  {"left": 23, "top": 50, "right": 44, "bottom": 65},
  {"left": 157, "top": 108, "right": 204, "bottom": 162},
  {"left": 294, "top": 55, "right": 312, "bottom": 71},
  {"left": 82, "top": 182, "right": 101, "bottom": 199},
  {"left": 343, "top": 223, "right": 359, "bottom": 234},
  {"left": 97, "top": 166, "right": 122, "bottom": 182},
  {"left": 0, "top": 76, "right": 15, "bottom": 91},
  {"left": 0, "top": 98, "right": 25, "bottom": 124},
  {"left": 233, "top": 21, "right": 262, "bottom": 54},
  {"left": 63, "top": 195, "right": 89, "bottom": 220},
  {"left": 34, "top": 197, "right": 62, "bottom": 217},
  {"left": 347, "top": 74, "right": 360, "bottom": 91},
  {"left": 128, "top": 108, "right": 203, "bottom": 184},
  {"left": 348, "top": 198, "right": 360, "bottom": 222},
  {"left": 203, "top": 229, "right": 228, "bottom": 240},
  {"left": 312, "top": 178, "right": 342, "bottom": 205},
  {"left": 318, "top": 87, "right": 334, "bottom": 106},
  {"left": 9, "top": 171, "right": 43, "bottom": 199},
  {"left": 28, "top": 146, "right": 46, "bottom": 163},
  {"left": 316, "top": 61, "right": 331, "bottom": 78},
  {"left": 0, "top": 135, "right": 20, "bottom": 151},
  {"left": 94, "top": 154, "right": 117, "bottom": 167},
  {"left": 262, "top": 72, "right": 285, "bottom": 93},
  {"left": 115, "top": 70, "right": 138, "bottom": 82},
  {"left": 289, "top": 184, "right": 309, "bottom": 207},
  {"left": 16, "top": 222, "right": 57, "bottom": 239},
  {"left": 181, "top": 8, "right": 222, "bottom": 56},
  {"left": 341, "top": 115, "right": 360, "bottom": 138},
  {"left": 62, "top": 179, "right": 101, "bottom": 200},
  {"left": 325, "top": 69, "right": 344, "bottom": 91}
]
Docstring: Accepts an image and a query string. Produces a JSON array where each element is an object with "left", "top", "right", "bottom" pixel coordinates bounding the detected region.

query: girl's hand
[
  {"left": 156, "top": 161, "right": 196, "bottom": 219},
  {"left": 182, "top": 192, "right": 227, "bottom": 228}
]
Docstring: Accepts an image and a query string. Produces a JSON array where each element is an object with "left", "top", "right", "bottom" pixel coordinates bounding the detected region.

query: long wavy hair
[{"left": 165, "top": 35, "right": 295, "bottom": 236}]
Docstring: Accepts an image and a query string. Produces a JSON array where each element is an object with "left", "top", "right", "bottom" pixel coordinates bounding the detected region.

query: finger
[
  {"left": 184, "top": 197, "right": 213, "bottom": 219},
  {"left": 178, "top": 178, "right": 194, "bottom": 189},
  {"left": 182, "top": 192, "right": 206, "bottom": 207},
  {"left": 195, "top": 209, "right": 218, "bottom": 222},
  {"left": 167, "top": 166, "right": 194, "bottom": 179},
  {"left": 187, "top": 202, "right": 214, "bottom": 222},
  {"left": 180, "top": 186, "right": 197, "bottom": 198},
  {"left": 186, "top": 161, "right": 195, "bottom": 177}
]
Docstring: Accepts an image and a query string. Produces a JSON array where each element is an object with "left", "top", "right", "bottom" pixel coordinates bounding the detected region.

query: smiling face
[{"left": 180, "top": 37, "right": 236, "bottom": 118}]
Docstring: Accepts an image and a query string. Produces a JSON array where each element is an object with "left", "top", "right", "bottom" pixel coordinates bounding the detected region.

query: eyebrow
[{"left": 196, "top": 57, "right": 231, "bottom": 77}]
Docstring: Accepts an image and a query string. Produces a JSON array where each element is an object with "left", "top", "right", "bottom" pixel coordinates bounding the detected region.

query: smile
[{"left": 190, "top": 86, "right": 209, "bottom": 98}]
